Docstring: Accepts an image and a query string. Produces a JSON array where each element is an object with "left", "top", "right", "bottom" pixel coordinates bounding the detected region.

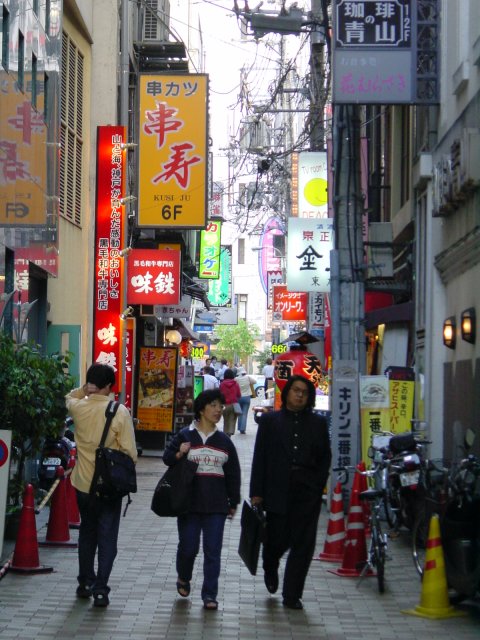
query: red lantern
[
  {"left": 273, "top": 346, "right": 324, "bottom": 409},
  {"left": 179, "top": 340, "right": 192, "bottom": 359}
]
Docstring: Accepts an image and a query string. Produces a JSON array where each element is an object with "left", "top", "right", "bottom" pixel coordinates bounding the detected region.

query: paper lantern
[{"left": 273, "top": 346, "right": 324, "bottom": 409}]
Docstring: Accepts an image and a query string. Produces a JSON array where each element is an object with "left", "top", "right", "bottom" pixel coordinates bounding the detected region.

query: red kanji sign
[{"left": 127, "top": 248, "right": 181, "bottom": 305}]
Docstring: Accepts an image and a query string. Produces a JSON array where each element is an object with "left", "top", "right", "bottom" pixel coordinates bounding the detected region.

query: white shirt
[
  {"left": 263, "top": 364, "right": 274, "bottom": 378},
  {"left": 203, "top": 373, "right": 219, "bottom": 390}
]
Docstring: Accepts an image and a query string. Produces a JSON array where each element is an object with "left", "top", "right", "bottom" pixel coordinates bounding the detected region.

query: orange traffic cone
[
  {"left": 10, "top": 484, "right": 53, "bottom": 574},
  {"left": 402, "top": 514, "right": 466, "bottom": 619},
  {"left": 65, "top": 455, "right": 81, "bottom": 529},
  {"left": 40, "top": 466, "right": 77, "bottom": 547},
  {"left": 328, "top": 489, "right": 373, "bottom": 577},
  {"left": 314, "top": 481, "right": 345, "bottom": 562}
]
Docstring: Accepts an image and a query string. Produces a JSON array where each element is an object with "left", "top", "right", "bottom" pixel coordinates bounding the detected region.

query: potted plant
[{"left": 0, "top": 332, "right": 75, "bottom": 532}]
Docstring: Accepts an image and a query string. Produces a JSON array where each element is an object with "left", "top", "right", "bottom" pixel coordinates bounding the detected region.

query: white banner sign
[{"left": 287, "top": 218, "right": 334, "bottom": 293}]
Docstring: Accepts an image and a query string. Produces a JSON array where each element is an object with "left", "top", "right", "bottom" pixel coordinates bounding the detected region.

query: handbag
[
  {"left": 238, "top": 500, "right": 266, "bottom": 575},
  {"left": 233, "top": 402, "right": 242, "bottom": 416},
  {"left": 151, "top": 455, "right": 198, "bottom": 517},
  {"left": 90, "top": 401, "right": 137, "bottom": 514}
]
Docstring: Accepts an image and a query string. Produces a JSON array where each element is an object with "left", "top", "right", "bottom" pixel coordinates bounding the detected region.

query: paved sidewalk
[{"left": 1, "top": 405, "right": 479, "bottom": 639}]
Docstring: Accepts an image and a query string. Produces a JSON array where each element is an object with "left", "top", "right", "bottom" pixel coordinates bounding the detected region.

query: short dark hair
[
  {"left": 193, "top": 389, "right": 225, "bottom": 420},
  {"left": 86, "top": 363, "right": 115, "bottom": 389},
  {"left": 281, "top": 375, "right": 316, "bottom": 410},
  {"left": 223, "top": 368, "right": 235, "bottom": 380}
]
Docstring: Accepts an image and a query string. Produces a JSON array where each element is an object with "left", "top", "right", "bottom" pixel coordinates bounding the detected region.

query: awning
[
  {"left": 174, "top": 319, "right": 200, "bottom": 341},
  {"left": 364, "top": 301, "right": 414, "bottom": 330}
]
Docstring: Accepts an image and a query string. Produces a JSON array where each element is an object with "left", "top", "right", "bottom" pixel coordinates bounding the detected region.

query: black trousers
[{"left": 262, "top": 478, "right": 322, "bottom": 601}]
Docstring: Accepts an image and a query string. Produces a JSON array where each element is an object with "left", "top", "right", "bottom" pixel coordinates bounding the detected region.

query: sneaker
[
  {"left": 76, "top": 585, "right": 92, "bottom": 599},
  {"left": 93, "top": 593, "right": 109, "bottom": 608}
]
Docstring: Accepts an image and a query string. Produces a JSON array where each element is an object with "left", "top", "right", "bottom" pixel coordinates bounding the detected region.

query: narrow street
[{"left": 1, "top": 405, "right": 479, "bottom": 639}]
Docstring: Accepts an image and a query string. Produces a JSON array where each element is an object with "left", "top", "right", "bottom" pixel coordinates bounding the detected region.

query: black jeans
[
  {"left": 262, "top": 480, "right": 322, "bottom": 601},
  {"left": 76, "top": 490, "right": 122, "bottom": 595}
]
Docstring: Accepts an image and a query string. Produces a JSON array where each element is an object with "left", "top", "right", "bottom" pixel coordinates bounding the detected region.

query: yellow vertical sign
[
  {"left": 359, "top": 375, "right": 390, "bottom": 463},
  {"left": 138, "top": 74, "right": 208, "bottom": 228}
]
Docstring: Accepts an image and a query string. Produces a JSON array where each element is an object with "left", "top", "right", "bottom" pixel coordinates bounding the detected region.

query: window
[
  {"left": 31, "top": 53, "right": 37, "bottom": 108},
  {"left": 238, "top": 294, "right": 248, "bottom": 321},
  {"left": 33, "top": 0, "right": 39, "bottom": 15},
  {"left": 45, "top": 0, "right": 51, "bottom": 34},
  {"left": 2, "top": 6, "right": 9, "bottom": 70},
  {"left": 60, "top": 32, "right": 84, "bottom": 225},
  {"left": 238, "top": 238, "right": 245, "bottom": 264},
  {"left": 18, "top": 30, "right": 24, "bottom": 91}
]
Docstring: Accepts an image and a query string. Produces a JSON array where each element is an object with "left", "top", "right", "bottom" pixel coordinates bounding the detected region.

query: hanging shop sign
[
  {"left": 154, "top": 294, "right": 192, "bottom": 320},
  {"left": 127, "top": 248, "right": 181, "bottom": 305},
  {"left": 92, "top": 126, "right": 126, "bottom": 387},
  {"left": 198, "top": 220, "right": 222, "bottom": 279},
  {"left": 267, "top": 271, "right": 283, "bottom": 310},
  {"left": 137, "top": 346, "right": 177, "bottom": 432},
  {"left": 124, "top": 318, "right": 135, "bottom": 411},
  {"left": 332, "top": 0, "right": 439, "bottom": 105},
  {"left": 210, "top": 181, "right": 224, "bottom": 218},
  {"left": 257, "top": 216, "right": 284, "bottom": 294},
  {"left": 138, "top": 74, "right": 208, "bottom": 228},
  {"left": 272, "top": 285, "right": 308, "bottom": 322},
  {"left": 287, "top": 218, "right": 334, "bottom": 293},
  {"left": 208, "top": 245, "right": 232, "bottom": 307},
  {"left": 297, "top": 151, "right": 329, "bottom": 219}
]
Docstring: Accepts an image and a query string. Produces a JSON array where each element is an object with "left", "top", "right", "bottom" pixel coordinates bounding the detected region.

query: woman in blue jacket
[{"left": 163, "top": 389, "right": 241, "bottom": 610}]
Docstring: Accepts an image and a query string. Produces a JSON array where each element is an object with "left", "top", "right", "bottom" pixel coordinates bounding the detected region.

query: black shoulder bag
[{"left": 90, "top": 401, "right": 137, "bottom": 515}]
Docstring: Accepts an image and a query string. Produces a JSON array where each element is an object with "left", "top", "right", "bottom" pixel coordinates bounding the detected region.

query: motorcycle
[
  {"left": 384, "top": 432, "right": 429, "bottom": 531},
  {"left": 38, "top": 420, "right": 75, "bottom": 491},
  {"left": 412, "top": 451, "right": 480, "bottom": 601}
]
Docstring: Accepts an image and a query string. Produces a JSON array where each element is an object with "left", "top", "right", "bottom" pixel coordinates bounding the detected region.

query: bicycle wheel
[
  {"left": 371, "top": 522, "right": 386, "bottom": 593},
  {"left": 412, "top": 510, "right": 429, "bottom": 576}
]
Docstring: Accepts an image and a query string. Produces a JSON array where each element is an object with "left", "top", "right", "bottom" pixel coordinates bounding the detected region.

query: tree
[
  {"left": 0, "top": 333, "right": 75, "bottom": 508},
  {"left": 212, "top": 320, "right": 260, "bottom": 365}
]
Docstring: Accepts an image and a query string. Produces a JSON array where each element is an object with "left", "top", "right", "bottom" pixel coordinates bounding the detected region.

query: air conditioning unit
[{"left": 142, "top": 0, "right": 170, "bottom": 41}]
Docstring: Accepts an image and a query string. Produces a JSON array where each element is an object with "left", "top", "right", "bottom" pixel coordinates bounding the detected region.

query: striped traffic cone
[
  {"left": 314, "top": 481, "right": 345, "bottom": 562},
  {"left": 10, "top": 484, "right": 53, "bottom": 574},
  {"left": 402, "top": 514, "right": 466, "bottom": 619},
  {"left": 40, "top": 466, "right": 77, "bottom": 547},
  {"left": 65, "top": 454, "right": 81, "bottom": 529},
  {"left": 328, "top": 488, "right": 373, "bottom": 577}
]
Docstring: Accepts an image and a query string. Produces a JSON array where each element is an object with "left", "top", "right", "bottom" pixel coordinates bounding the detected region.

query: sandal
[
  {"left": 203, "top": 598, "right": 218, "bottom": 610},
  {"left": 176, "top": 580, "right": 190, "bottom": 598}
]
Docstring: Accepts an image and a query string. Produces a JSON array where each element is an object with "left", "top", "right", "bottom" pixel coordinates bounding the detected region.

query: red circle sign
[{"left": 0, "top": 440, "right": 9, "bottom": 467}]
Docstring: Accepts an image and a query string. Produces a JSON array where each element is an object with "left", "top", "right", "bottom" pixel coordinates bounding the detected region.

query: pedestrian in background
[
  {"left": 219, "top": 369, "right": 241, "bottom": 436},
  {"left": 250, "top": 375, "right": 331, "bottom": 610},
  {"left": 235, "top": 371, "right": 256, "bottom": 434},
  {"left": 217, "top": 358, "right": 229, "bottom": 381},
  {"left": 202, "top": 366, "right": 219, "bottom": 390},
  {"left": 66, "top": 363, "right": 137, "bottom": 608},
  {"left": 163, "top": 389, "right": 241, "bottom": 610},
  {"left": 262, "top": 357, "right": 275, "bottom": 396}
]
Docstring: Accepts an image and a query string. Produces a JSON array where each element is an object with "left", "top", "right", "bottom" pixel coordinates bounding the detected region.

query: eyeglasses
[{"left": 290, "top": 386, "right": 308, "bottom": 396}]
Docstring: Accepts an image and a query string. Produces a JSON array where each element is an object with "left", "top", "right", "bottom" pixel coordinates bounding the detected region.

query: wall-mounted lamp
[
  {"left": 461, "top": 307, "right": 476, "bottom": 344},
  {"left": 119, "top": 246, "right": 132, "bottom": 258},
  {"left": 165, "top": 329, "right": 182, "bottom": 345},
  {"left": 120, "top": 306, "right": 134, "bottom": 320},
  {"left": 120, "top": 142, "right": 138, "bottom": 150},
  {"left": 443, "top": 316, "right": 456, "bottom": 349},
  {"left": 120, "top": 195, "right": 137, "bottom": 205}
]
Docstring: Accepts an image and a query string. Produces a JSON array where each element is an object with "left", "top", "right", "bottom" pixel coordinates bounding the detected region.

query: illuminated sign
[
  {"left": 92, "top": 126, "right": 126, "bottom": 387},
  {"left": 127, "top": 248, "right": 181, "bottom": 305},
  {"left": 138, "top": 74, "right": 208, "bottom": 228}
]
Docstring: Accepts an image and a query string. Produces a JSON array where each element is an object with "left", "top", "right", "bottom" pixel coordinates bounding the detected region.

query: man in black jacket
[{"left": 250, "top": 375, "right": 331, "bottom": 610}]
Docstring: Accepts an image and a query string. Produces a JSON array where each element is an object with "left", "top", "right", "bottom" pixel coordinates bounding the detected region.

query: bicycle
[{"left": 334, "top": 465, "right": 389, "bottom": 593}]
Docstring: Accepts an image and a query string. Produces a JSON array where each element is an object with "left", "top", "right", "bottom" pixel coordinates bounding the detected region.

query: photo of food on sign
[{"left": 138, "top": 369, "right": 174, "bottom": 408}]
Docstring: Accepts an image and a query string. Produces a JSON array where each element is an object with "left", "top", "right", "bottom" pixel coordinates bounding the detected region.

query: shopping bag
[
  {"left": 233, "top": 402, "right": 242, "bottom": 416},
  {"left": 238, "top": 500, "right": 266, "bottom": 575},
  {"left": 151, "top": 457, "right": 198, "bottom": 517}
]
